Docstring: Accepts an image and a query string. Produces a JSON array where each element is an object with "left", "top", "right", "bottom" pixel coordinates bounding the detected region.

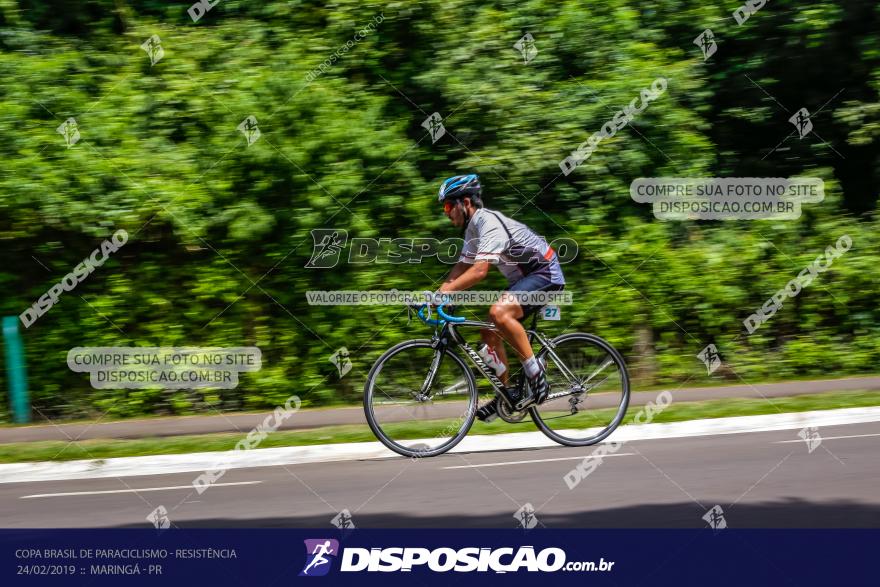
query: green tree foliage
[{"left": 0, "top": 0, "right": 877, "bottom": 420}]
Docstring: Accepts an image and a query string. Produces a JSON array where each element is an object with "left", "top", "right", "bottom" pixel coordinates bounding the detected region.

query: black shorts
[{"left": 504, "top": 270, "right": 565, "bottom": 320}]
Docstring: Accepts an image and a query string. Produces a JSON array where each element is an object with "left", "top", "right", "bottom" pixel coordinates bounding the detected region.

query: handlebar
[{"left": 415, "top": 303, "right": 466, "bottom": 326}]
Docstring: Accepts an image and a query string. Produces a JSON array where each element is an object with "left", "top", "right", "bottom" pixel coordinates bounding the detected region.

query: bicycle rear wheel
[
  {"left": 364, "top": 339, "right": 478, "bottom": 458},
  {"left": 530, "top": 333, "right": 630, "bottom": 446}
]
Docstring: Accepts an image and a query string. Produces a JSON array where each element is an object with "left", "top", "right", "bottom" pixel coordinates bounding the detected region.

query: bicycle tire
[
  {"left": 530, "top": 332, "right": 630, "bottom": 447},
  {"left": 363, "top": 339, "right": 478, "bottom": 458}
]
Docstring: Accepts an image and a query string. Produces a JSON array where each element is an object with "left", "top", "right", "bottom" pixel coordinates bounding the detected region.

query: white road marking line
[
  {"left": 20, "top": 480, "right": 262, "bottom": 499},
  {"left": 775, "top": 432, "right": 880, "bottom": 444},
  {"left": 442, "top": 453, "right": 635, "bottom": 469}
]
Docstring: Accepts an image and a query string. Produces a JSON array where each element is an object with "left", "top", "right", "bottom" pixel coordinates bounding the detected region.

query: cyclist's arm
[
  {"left": 440, "top": 261, "right": 467, "bottom": 287},
  {"left": 439, "top": 260, "right": 490, "bottom": 293}
]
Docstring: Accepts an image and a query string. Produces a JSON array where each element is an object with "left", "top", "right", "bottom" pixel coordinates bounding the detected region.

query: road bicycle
[{"left": 363, "top": 303, "right": 630, "bottom": 458}]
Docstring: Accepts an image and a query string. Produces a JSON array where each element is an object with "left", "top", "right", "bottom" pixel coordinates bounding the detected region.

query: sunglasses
[{"left": 443, "top": 200, "right": 456, "bottom": 214}]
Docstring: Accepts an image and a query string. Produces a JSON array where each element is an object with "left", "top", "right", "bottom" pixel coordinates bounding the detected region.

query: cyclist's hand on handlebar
[{"left": 421, "top": 290, "right": 447, "bottom": 307}]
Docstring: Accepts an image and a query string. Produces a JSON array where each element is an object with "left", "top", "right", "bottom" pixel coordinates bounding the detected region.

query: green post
[{"left": 3, "top": 316, "right": 30, "bottom": 423}]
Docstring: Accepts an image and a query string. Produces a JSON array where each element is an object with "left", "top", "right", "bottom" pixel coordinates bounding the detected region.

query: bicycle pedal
[
  {"left": 476, "top": 398, "right": 499, "bottom": 422},
  {"left": 514, "top": 385, "right": 549, "bottom": 411}
]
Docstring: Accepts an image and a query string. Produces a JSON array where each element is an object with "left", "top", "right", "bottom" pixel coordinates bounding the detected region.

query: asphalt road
[{"left": 1, "top": 421, "right": 878, "bottom": 529}]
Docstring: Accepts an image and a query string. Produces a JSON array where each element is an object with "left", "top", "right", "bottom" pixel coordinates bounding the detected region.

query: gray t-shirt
[{"left": 459, "top": 208, "right": 565, "bottom": 285}]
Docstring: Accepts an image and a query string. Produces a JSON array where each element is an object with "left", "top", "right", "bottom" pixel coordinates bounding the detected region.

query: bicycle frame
[
  {"left": 420, "top": 309, "right": 582, "bottom": 409},
  {"left": 367, "top": 305, "right": 631, "bottom": 456}
]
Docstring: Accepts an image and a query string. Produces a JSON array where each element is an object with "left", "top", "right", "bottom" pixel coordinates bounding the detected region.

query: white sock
[{"left": 523, "top": 356, "right": 540, "bottom": 378}]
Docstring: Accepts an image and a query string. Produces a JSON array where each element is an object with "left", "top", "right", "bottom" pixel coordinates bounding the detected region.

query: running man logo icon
[
  {"left": 513, "top": 33, "right": 538, "bottom": 64},
  {"left": 693, "top": 29, "right": 717, "bottom": 61},
  {"left": 329, "top": 347, "right": 352, "bottom": 378},
  {"left": 798, "top": 426, "right": 822, "bottom": 453},
  {"left": 57, "top": 117, "right": 80, "bottom": 148},
  {"left": 330, "top": 509, "right": 356, "bottom": 530},
  {"left": 237, "top": 115, "right": 261, "bottom": 146},
  {"left": 702, "top": 505, "right": 727, "bottom": 530},
  {"left": 514, "top": 503, "right": 538, "bottom": 529},
  {"left": 697, "top": 344, "right": 722, "bottom": 375},
  {"left": 146, "top": 505, "right": 171, "bottom": 530},
  {"left": 140, "top": 34, "right": 164, "bottom": 66},
  {"left": 421, "top": 112, "right": 446, "bottom": 143},
  {"left": 789, "top": 108, "right": 813, "bottom": 139},
  {"left": 305, "top": 229, "right": 349, "bottom": 268},
  {"left": 299, "top": 539, "right": 340, "bottom": 577}
]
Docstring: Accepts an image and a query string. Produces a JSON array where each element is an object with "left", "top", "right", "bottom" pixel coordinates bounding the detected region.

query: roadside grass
[
  {"left": 0, "top": 390, "right": 877, "bottom": 464},
  {"left": 3, "top": 375, "right": 877, "bottom": 429}
]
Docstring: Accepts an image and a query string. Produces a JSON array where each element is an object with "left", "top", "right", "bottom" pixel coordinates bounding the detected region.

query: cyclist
[{"left": 434, "top": 174, "right": 565, "bottom": 420}]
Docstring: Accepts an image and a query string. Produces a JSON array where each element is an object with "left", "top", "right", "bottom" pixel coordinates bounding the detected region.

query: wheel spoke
[
  {"left": 584, "top": 374, "right": 610, "bottom": 392},
  {"left": 583, "top": 356, "right": 613, "bottom": 385},
  {"left": 365, "top": 342, "right": 476, "bottom": 458},
  {"left": 532, "top": 335, "right": 630, "bottom": 446}
]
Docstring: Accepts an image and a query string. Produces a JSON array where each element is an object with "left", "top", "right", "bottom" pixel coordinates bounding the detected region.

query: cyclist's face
[{"left": 444, "top": 199, "right": 466, "bottom": 227}]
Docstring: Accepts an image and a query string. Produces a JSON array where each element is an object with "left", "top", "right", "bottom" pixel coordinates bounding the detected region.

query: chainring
[{"left": 497, "top": 397, "right": 528, "bottom": 423}]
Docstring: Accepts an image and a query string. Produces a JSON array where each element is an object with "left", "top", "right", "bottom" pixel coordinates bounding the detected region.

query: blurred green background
[{"left": 0, "top": 0, "right": 878, "bottom": 421}]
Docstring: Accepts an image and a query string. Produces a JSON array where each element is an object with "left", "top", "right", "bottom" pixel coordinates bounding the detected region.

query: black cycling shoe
[
  {"left": 514, "top": 370, "right": 550, "bottom": 411},
  {"left": 476, "top": 397, "right": 499, "bottom": 422}
]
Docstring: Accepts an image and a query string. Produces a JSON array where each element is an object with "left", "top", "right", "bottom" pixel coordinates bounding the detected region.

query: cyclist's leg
[
  {"left": 486, "top": 273, "right": 549, "bottom": 376},
  {"left": 483, "top": 275, "right": 556, "bottom": 386},
  {"left": 489, "top": 294, "right": 548, "bottom": 409},
  {"left": 476, "top": 315, "right": 519, "bottom": 422},
  {"left": 500, "top": 271, "right": 564, "bottom": 407},
  {"left": 480, "top": 327, "right": 510, "bottom": 385},
  {"left": 488, "top": 300, "right": 530, "bottom": 364}
]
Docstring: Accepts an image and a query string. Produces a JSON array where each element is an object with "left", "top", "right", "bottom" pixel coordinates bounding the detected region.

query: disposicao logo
[{"left": 300, "top": 539, "right": 339, "bottom": 577}]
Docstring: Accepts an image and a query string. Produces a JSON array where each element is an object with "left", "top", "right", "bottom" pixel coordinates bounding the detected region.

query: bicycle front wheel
[
  {"left": 364, "top": 339, "right": 478, "bottom": 458},
  {"left": 530, "top": 333, "right": 630, "bottom": 446}
]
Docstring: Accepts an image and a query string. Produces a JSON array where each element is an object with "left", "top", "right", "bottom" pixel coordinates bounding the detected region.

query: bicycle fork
[{"left": 418, "top": 348, "right": 444, "bottom": 400}]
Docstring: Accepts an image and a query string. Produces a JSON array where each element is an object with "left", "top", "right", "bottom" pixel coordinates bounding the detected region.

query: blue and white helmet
[{"left": 438, "top": 174, "right": 481, "bottom": 202}]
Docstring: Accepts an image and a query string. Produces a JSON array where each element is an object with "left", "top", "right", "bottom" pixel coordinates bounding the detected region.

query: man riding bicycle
[{"left": 433, "top": 174, "right": 565, "bottom": 421}]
